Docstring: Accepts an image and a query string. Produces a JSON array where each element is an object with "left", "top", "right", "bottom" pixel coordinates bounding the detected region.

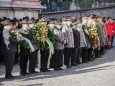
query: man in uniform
[
  {"left": 89, "top": 15, "right": 101, "bottom": 58},
  {"left": 53, "top": 20, "right": 65, "bottom": 70},
  {"left": 48, "top": 18, "right": 56, "bottom": 69},
  {"left": 27, "top": 17, "right": 39, "bottom": 73},
  {"left": 62, "top": 16, "right": 74, "bottom": 68},
  {"left": 19, "top": 18, "right": 31, "bottom": 75},
  {"left": 97, "top": 16, "right": 106, "bottom": 55},
  {"left": 19, "top": 17, "right": 38, "bottom": 74},
  {"left": 82, "top": 16, "right": 91, "bottom": 62},
  {"left": 0, "top": 18, "right": 5, "bottom": 62},
  {"left": 39, "top": 18, "right": 51, "bottom": 72},
  {"left": 71, "top": 21, "right": 80, "bottom": 66},
  {"left": 3, "top": 19, "right": 19, "bottom": 79},
  {"left": 97, "top": 16, "right": 108, "bottom": 54}
]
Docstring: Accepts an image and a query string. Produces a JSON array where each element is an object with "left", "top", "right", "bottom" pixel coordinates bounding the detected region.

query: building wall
[
  {"left": 14, "top": 9, "right": 39, "bottom": 19},
  {"left": 0, "top": 8, "right": 39, "bottom": 19},
  {"left": 0, "top": 9, "right": 14, "bottom": 19},
  {"left": 0, "top": 0, "right": 45, "bottom": 19}
]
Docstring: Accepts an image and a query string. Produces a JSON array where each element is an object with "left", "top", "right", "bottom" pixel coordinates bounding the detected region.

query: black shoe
[
  {"left": 59, "top": 68, "right": 64, "bottom": 70},
  {"left": 89, "top": 58, "right": 94, "bottom": 61},
  {"left": 20, "top": 72, "right": 29, "bottom": 76},
  {"left": 25, "top": 72, "right": 29, "bottom": 74},
  {"left": 82, "top": 60, "right": 88, "bottom": 63},
  {"left": 40, "top": 69, "right": 51, "bottom": 72},
  {"left": 40, "top": 69, "right": 47, "bottom": 72},
  {"left": 54, "top": 68, "right": 59, "bottom": 71},
  {"left": 77, "top": 62, "right": 81, "bottom": 64},
  {"left": 100, "top": 53, "right": 104, "bottom": 55},
  {"left": 29, "top": 71, "right": 38, "bottom": 74},
  {"left": 66, "top": 65, "right": 72, "bottom": 68},
  {"left": 46, "top": 69, "right": 51, "bottom": 72},
  {"left": 96, "top": 56, "right": 102, "bottom": 58},
  {"left": 33, "top": 71, "right": 38, "bottom": 73},
  {"left": 71, "top": 63, "right": 77, "bottom": 66},
  {"left": 5, "top": 75, "right": 15, "bottom": 79}
]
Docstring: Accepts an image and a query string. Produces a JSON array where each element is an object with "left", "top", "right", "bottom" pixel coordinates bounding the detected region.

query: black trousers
[
  {"left": 0, "top": 54, "right": 5, "bottom": 62},
  {"left": 64, "top": 48, "right": 73, "bottom": 66},
  {"left": 29, "top": 50, "right": 38, "bottom": 72},
  {"left": 88, "top": 48, "right": 94, "bottom": 61},
  {"left": 100, "top": 47, "right": 104, "bottom": 54},
  {"left": 95, "top": 48, "right": 101, "bottom": 58},
  {"left": 54, "top": 50, "right": 63, "bottom": 69},
  {"left": 15, "top": 45, "right": 19, "bottom": 63},
  {"left": 82, "top": 48, "right": 88, "bottom": 62},
  {"left": 40, "top": 50, "right": 49, "bottom": 70},
  {"left": 35, "top": 50, "right": 39, "bottom": 66},
  {"left": 76, "top": 48, "right": 82, "bottom": 63},
  {"left": 5, "top": 52, "right": 15, "bottom": 75},
  {"left": 19, "top": 55, "right": 29, "bottom": 73},
  {"left": 49, "top": 54, "right": 55, "bottom": 68},
  {"left": 71, "top": 47, "right": 78, "bottom": 65}
]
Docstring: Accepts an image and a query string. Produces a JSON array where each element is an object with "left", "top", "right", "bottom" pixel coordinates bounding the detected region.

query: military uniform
[
  {"left": 19, "top": 18, "right": 38, "bottom": 74},
  {"left": 48, "top": 20, "right": 56, "bottom": 69},
  {"left": 53, "top": 21, "right": 65, "bottom": 70},
  {"left": 28, "top": 28, "right": 39, "bottom": 73},
  {"left": 62, "top": 22, "right": 74, "bottom": 68},
  {"left": 39, "top": 18, "right": 51, "bottom": 72},
  {"left": 82, "top": 24, "right": 91, "bottom": 62},
  {"left": 97, "top": 23, "right": 105, "bottom": 56},
  {"left": 3, "top": 26, "right": 18, "bottom": 79},
  {"left": 19, "top": 27, "right": 30, "bottom": 75},
  {"left": 0, "top": 22, "right": 5, "bottom": 62},
  {"left": 71, "top": 21, "right": 80, "bottom": 65}
]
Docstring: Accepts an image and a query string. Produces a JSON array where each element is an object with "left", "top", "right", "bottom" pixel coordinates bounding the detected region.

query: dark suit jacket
[
  {"left": 3, "top": 28, "right": 18, "bottom": 53},
  {"left": 0, "top": 25, "right": 5, "bottom": 54},
  {"left": 73, "top": 28, "right": 80, "bottom": 48},
  {"left": 82, "top": 25, "right": 91, "bottom": 48},
  {"left": 28, "top": 29, "right": 39, "bottom": 50}
]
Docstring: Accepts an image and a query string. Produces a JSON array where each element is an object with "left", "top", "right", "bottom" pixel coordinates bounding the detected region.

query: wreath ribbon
[
  {"left": 22, "top": 37, "right": 35, "bottom": 52},
  {"left": 46, "top": 38, "right": 54, "bottom": 56}
]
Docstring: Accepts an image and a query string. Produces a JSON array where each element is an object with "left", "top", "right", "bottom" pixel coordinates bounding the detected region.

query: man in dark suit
[
  {"left": 71, "top": 21, "right": 80, "bottom": 66},
  {"left": 82, "top": 16, "right": 91, "bottom": 63},
  {"left": 0, "top": 18, "right": 5, "bottom": 62},
  {"left": 3, "top": 19, "right": 19, "bottom": 79}
]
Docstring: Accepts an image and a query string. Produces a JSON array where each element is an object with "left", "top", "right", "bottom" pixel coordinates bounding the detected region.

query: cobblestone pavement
[{"left": 0, "top": 40, "right": 115, "bottom": 86}]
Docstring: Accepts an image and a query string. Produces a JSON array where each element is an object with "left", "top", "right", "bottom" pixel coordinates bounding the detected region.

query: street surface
[{"left": 0, "top": 39, "right": 115, "bottom": 86}]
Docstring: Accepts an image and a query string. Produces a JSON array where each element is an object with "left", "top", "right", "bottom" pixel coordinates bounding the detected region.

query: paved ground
[{"left": 0, "top": 40, "right": 115, "bottom": 86}]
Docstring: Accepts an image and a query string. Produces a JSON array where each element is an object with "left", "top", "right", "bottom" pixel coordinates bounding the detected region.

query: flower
[
  {"left": 11, "top": 30, "right": 31, "bottom": 51},
  {"left": 88, "top": 24, "right": 99, "bottom": 48},
  {"left": 11, "top": 30, "right": 17, "bottom": 38},
  {"left": 34, "top": 23, "right": 55, "bottom": 50}
]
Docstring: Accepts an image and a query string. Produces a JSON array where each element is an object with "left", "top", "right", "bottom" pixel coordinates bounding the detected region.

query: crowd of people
[{"left": 0, "top": 15, "right": 115, "bottom": 79}]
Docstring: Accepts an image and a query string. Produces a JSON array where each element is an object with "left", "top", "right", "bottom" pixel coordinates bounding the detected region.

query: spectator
[
  {"left": 51, "top": 1, "right": 57, "bottom": 11},
  {"left": 57, "top": 0, "right": 63, "bottom": 11}
]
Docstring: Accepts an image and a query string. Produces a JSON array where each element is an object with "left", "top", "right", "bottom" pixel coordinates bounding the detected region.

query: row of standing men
[{"left": 0, "top": 15, "right": 114, "bottom": 79}]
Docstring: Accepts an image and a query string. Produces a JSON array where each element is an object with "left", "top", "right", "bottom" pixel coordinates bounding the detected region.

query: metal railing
[{"left": 41, "top": 0, "right": 115, "bottom": 13}]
